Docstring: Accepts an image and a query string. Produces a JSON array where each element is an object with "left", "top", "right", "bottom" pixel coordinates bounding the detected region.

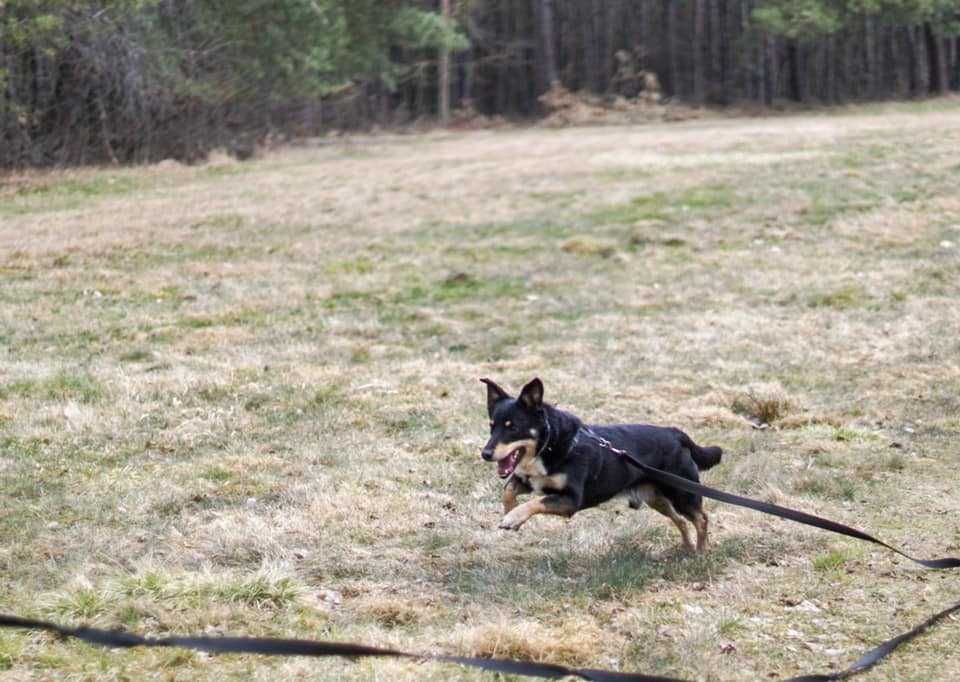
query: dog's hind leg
[
  {"left": 689, "top": 510, "right": 709, "bottom": 552},
  {"left": 631, "top": 484, "right": 695, "bottom": 552}
]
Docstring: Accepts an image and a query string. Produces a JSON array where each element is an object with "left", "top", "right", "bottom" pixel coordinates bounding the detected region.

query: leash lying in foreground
[{"left": 2, "top": 600, "right": 960, "bottom": 681}]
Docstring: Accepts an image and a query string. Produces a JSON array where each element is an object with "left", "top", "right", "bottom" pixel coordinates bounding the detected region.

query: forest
[{"left": 2, "top": 0, "right": 960, "bottom": 167}]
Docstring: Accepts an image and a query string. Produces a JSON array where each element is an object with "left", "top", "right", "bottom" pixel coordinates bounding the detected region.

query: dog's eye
[{"left": 505, "top": 420, "right": 512, "bottom": 427}]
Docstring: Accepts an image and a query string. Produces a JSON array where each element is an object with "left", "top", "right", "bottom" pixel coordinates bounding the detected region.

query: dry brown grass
[
  {"left": 2, "top": 99, "right": 960, "bottom": 680},
  {"left": 727, "top": 383, "right": 796, "bottom": 426}
]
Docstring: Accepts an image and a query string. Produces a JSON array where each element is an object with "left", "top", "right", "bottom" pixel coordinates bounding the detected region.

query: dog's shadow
[{"left": 447, "top": 529, "right": 790, "bottom": 604}]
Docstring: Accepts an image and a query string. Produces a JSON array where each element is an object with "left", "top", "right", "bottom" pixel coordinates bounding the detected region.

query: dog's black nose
[{"left": 481, "top": 448, "right": 494, "bottom": 461}]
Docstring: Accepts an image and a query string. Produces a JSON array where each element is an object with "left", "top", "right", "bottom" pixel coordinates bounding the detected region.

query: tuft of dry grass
[
  {"left": 727, "top": 383, "right": 796, "bottom": 426},
  {"left": 355, "top": 597, "right": 423, "bottom": 628},
  {"left": 456, "top": 618, "right": 608, "bottom": 665},
  {"left": 560, "top": 236, "right": 620, "bottom": 258},
  {"left": 2, "top": 100, "right": 960, "bottom": 680}
]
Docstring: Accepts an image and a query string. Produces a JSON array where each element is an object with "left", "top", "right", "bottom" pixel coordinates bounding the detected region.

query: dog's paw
[{"left": 498, "top": 509, "right": 528, "bottom": 531}]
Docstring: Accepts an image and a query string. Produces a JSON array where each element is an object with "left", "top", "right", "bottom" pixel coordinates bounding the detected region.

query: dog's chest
[{"left": 514, "top": 457, "right": 567, "bottom": 494}]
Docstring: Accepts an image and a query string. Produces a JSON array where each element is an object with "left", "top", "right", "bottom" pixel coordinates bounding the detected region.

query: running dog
[{"left": 480, "top": 377, "right": 723, "bottom": 552}]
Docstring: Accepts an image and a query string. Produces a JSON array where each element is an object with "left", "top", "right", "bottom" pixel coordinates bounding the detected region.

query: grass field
[{"left": 2, "top": 100, "right": 960, "bottom": 681}]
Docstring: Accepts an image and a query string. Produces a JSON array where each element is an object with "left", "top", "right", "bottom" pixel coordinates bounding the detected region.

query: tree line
[{"left": 2, "top": 1, "right": 959, "bottom": 168}]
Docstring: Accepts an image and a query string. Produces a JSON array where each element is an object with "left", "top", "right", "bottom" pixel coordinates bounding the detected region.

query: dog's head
[{"left": 479, "top": 377, "right": 546, "bottom": 479}]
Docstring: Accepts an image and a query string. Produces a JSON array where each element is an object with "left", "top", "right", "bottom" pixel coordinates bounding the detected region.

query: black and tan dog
[{"left": 480, "top": 377, "right": 723, "bottom": 552}]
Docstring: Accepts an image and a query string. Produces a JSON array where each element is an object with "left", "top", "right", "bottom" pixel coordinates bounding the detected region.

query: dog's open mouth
[{"left": 497, "top": 446, "right": 525, "bottom": 478}]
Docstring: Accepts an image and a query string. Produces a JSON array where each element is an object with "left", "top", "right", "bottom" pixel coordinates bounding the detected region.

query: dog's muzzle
[{"left": 496, "top": 446, "right": 524, "bottom": 478}]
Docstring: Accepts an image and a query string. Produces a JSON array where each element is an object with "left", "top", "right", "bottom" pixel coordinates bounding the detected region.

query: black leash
[
  {"left": 781, "top": 599, "right": 960, "bottom": 681},
  {"left": 0, "top": 613, "right": 678, "bottom": 681},
  {"left": 2, "top": 600, "right": 959, "bottom": 681},
  {"left": 578, "top": 428, "right": 960, "bottom": 569}
]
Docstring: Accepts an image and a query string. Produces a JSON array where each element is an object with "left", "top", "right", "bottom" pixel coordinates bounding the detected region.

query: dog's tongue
[{"left": 498, "top": 451, "right": 518, "bottom": 478}]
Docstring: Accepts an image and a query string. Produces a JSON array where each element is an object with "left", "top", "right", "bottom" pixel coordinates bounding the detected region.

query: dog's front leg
[
  {"left": 499, "top": 494, "right": 577, "bottom": 531},
  {"left": 502, "top": 477, "right": 531, "bottom": 513}
]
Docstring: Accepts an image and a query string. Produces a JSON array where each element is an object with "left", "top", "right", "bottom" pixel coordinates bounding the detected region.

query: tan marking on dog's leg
[
  {"left": 499, "top": 495, "right": 575, "bottom": 530},
  {"left": 645, "top": 492, "right": 695, "bottom": 552},
  {"left": 499, "top": 497, "right": 546, "bottom": 530},
  {"left": 503, "top": 480, "right": 520, "bottom": 513},
  {"left": 691, "top": 510, "right": 709, "bottom": 552}
]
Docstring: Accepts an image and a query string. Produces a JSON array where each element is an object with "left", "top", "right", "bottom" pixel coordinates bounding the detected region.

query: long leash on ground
[
  {"left": 578, "top": 427, "right": 960, "bottom": 570},
  {"left": 4, "top": 438, "right": 960, "bottom": 679},
  {"left": 2, "top": 599, "right": 960, "bottom": 681}
]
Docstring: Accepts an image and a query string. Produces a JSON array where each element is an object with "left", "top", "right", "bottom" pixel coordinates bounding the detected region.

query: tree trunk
[
  {"left": 787, "top": 40, "right": 801, "bottom": 102},
  {"left": 439, "top": 0, "right": 451, "bottom": 124},
  {"left": 692, "top": 0, "right": 706, "bottom": 103},
  {"left": 864, "top": 15, "right": 876, "bottom": 98},
  {"left": 924, "top": 23, "right": 948, "bottom": 94},
  {"left": 766, "top": 34, "right": 777, "bottom": 104},
  {"left": 583, "top": 0, "right": 599, "bottom": 92},
  {"left": 664, "top": 0, "right": 679, "bottom": 97},
  {"left": 593, "top": 0, "right": 606, "bottom": 91},
  {"left": 741, "top": 0, "right": 754, "bottom": 102},
  {"left": 603, "top": 0, "right": 616, "bottom": 93},
  {"left": 495, "top": 2, "right": 509, "bottom": 112},
  {"left": 955, "top": 38, "right": 960, "bottom": 90},
  {"left": 540, "top": 0, "right": 559, "bottom": 88},
  {"left": 907, "top": 25, "right": 928, "bottom": 96},
  {"left": 710, "top": 0, "right": 725, "bottom": 104}
]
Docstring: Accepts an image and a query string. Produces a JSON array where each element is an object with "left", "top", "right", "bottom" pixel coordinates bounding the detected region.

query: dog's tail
[{"left": 679, "top": 432, "right": 723, "bottom": 470}]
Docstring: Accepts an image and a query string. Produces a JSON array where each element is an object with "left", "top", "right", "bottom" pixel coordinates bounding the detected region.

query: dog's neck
[{"left": 539, "top": 404, "right": 583, "bottom": 462}]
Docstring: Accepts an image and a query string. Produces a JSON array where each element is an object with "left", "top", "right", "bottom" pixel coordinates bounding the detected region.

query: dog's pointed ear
[
  {"left": 519, "top": 377, "right": 544, "bottom": 410},
  {"left": 480, "top": 378, "right": 510, "bottom": 416}
]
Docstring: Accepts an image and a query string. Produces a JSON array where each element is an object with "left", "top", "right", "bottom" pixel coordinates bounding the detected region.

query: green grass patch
[
  {"left": 0, "top": 649, "right": 13, "bottom": 672},
  {"left": 421, "top": 531, "right": 457, "bottom": 554},
  {"left": 588, "top": 184, "right": 736, "bottom": 226},
  {"left": 813, "top": 549, "right": 849, "bottom": 572},
  {"left": 325, "top": 257, "right": 376, "bottom": 275},
  {"left": 178, "top": 307, "right": 266, "bottom": 329},
  {"left": 44, "top": 587, "right": 112, "bottom": 620},
  {"left": 806, "top": 284, "right": 867, "bottom": 309},
  {"left": 118, "top": 573, "right": 301, "bottom": 610},
  {"left": 118, "top": 348, "right": 155, "bottom": 363},
  {"left": 322, "top": 290, "right": 380, "bottom": 311},
  {"left": 798, "top": 183, "right": 879, "bottom": 226},
  {"left": 398, "top": 273, "right": 527, "bottom": 306},
  {"left": 13, "top": 174, "right": 139, "bottom": 200},
  {"left": 309, "top": 384, "right": 344, "bottom": 411},
  {"left": 190, "top": 213, "right": 247, "bottom": 230},
  {"left": 211, "top": 576, "right": 300, "bottom": 608},
  {"left": 201, "top": 466, "right": 234, "bottom": 483},
  {"left": 831, "top": 426, "right": 867, "bottom": 442},
  {"left": 384, "top": 409, "right": 441, "bottom": 436},
  {"left": 793, "top": 472, "right": 858, "bottom": 501},
  {"left": 120, "top": 572, "right": 168, "bottom": 599},
  {"left": 0, "top": 371, "right": 103, "bottom": 404}
]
